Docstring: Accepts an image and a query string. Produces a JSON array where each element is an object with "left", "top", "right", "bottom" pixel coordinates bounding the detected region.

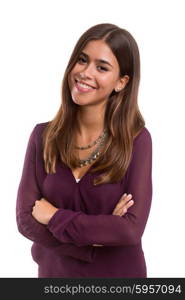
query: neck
[{"left": 75, "top": 103, "right": 106, "bottom": 142}]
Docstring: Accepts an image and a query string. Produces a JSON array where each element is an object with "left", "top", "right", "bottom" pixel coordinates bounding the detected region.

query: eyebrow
[{"left": 80, "top": 51, "right": 113, "bottom": 68}]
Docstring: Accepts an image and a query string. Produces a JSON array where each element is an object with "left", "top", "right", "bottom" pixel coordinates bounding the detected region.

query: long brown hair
[{"left": 42, "top": 23, "right": 145, "bottom": 185}]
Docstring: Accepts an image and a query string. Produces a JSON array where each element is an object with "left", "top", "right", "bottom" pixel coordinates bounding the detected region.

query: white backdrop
[{"left": 0, "top": 0, "right": 184, "bottom": 277}]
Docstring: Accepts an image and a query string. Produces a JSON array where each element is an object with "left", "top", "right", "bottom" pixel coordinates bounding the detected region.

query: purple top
[{"left": 16, "top": 122, "right": 152, "bottom": 278}]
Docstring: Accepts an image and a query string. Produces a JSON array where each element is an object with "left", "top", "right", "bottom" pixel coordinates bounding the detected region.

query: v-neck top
[
  {"left": 16, "top": 121, "right": 153, "bottom": 278},
  {"left": 75, "top": 178, "right": 81, "bottom": 183}
]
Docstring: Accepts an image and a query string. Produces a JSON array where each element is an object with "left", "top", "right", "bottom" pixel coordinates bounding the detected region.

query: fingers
[
  {"left": 116, "top": 194, "right": 132, "bottom": 209},
  {"left": 119, "top": 193, "right": 132, "bottom": 205},
  {"left": 113, "top": 201, "right": 134, "bottom": 216},
  {"left": 126, "top": 199, "right": 134, "bottom": 209},
  {"left": 113, "top": 193, "right": 132, "bottom": 211},
  {"left": 112, "top": 193, "right": 134, "bottom": 216}
]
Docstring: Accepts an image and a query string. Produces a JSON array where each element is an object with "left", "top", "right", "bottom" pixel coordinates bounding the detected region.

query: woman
[{"left": 16, "top": 23, "right": 152, "bottom": 278}]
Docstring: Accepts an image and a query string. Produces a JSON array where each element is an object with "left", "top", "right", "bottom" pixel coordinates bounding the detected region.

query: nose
[{"left": 79, "top": 63, "right": 95, "bottom": 79}]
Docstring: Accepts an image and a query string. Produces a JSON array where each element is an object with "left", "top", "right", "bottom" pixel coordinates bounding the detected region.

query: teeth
[
  {"left": 78, "top": 82, "right": 93, "bottom": 89},
  {"left": 76, "top": 80, "right": 94, "bottom": 89}
]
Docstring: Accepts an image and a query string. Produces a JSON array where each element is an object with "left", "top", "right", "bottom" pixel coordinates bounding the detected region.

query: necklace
[
  {"left": 74, "top": 128, "right": 107, "bottom": 150},
  {"left": 75, "top": 129, "right": 108, "bottom": 168}
]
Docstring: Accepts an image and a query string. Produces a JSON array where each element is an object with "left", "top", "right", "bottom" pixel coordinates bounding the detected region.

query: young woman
[{"left": 16, "top": 23, "right": 153, "bottom": 278}]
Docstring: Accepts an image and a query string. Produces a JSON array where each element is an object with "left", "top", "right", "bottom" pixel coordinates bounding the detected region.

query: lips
[
  {"left": 74, "top": 78, "right": 97, "bottom": 93},
  {"left": 75, "top": 78, "right": 97, "bottom": 89}
]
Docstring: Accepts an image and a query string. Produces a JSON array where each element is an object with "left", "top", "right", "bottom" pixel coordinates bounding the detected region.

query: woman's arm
[
  {"left": 32, "top": 193, "right": 134, "bottom": 247},
  {"left": 46, "top": 128, "right": 153, "bottom": 247},
  {"left": 16, "top": 124, "right": 95, "bottom": 262}
]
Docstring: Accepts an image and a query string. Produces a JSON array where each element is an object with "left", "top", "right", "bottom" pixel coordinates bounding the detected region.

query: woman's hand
[
  {"left": 32, "top": 198, "right": 58, "bottom": 225},
  {"left": 92, "top": 193, "right": 134, "bottom": 247},
  {"left": 112, "top": 193, "right": 134, "bottom": 216}
]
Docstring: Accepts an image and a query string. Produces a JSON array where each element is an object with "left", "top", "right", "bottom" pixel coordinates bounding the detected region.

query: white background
[{"left": 0, "top": 0, "right": 185, "bottom": 277}]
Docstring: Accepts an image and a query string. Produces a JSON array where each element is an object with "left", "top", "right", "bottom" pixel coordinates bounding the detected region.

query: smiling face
[{"left": 68, "top": 40, "right": 129, "bottom": 107}]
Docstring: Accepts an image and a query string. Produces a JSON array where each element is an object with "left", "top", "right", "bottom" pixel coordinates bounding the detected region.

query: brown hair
[{"left": 42, "top": 23, "right": 145, "bottom": 185}]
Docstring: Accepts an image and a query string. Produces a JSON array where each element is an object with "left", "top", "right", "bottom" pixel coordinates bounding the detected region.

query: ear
[{"left": 115, "top": 75, "right": 129, "bottom": 92}]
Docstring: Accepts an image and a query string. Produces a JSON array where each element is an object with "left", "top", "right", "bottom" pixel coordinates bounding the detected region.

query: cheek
[
  {"left": 100, "top": 75, "right": 116, "bottom": 91},
  {"left": 70, "top": 64, "right": 81, "bottom": 77},
  {"left": 68, "top": 66, "right": 81, "bottom": 88},
  {"left": 102, "top": 72, "right": 116, "bottom": 83},
  {"left": 68, "top": 70, "right": 75, "bottom": 84}
]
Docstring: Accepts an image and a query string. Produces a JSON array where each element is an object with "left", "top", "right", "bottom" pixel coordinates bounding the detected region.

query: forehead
[{"left": 81, "top": 40, "right": 118, "bottom": 65}]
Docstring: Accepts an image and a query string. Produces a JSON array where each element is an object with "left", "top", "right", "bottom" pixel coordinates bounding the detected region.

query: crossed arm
[
  {"left": 31, "top": 193, "right": 134, "bottom": 246},
  {"left": 16, "top": 125, "right": 152, "bottom": 259}
]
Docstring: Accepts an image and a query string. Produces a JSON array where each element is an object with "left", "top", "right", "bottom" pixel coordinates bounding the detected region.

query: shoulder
[
  {"left": 133, "top": 126, "right": 152, "bottom": 144},
  {"left": 133, "top": 127, "right": 152, "bottom": 155},
  {"left": 34, "top": 121, "right": 50, "bottom": 133},
  {"left": 30, "top": 121, "right": 50, "bottom": 142},
  {"left": 35, "top": 121, "right": 50, "bottom": 131}
]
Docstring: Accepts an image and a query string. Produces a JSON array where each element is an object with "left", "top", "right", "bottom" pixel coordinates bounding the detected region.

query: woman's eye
[
  {"left": 77, "top": 57, "right": 108, "bottom": 72},
  {"left": 78, "top": 57, "right": 86, "bottom": 63},
  {"left": 97, "top": 66, "right": 108, "bottom": 72}
]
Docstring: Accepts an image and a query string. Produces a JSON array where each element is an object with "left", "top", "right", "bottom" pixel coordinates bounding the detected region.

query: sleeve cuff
[{"left": 47, "top": 208, "right": 82, "bottom": 242}]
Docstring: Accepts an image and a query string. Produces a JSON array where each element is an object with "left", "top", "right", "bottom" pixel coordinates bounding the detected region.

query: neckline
[
  {"left": 69, "top": 164, "right": 95, "bottom": 184},
  {"left": 59, "top": 160, "right": 96, "bottom": 184}
]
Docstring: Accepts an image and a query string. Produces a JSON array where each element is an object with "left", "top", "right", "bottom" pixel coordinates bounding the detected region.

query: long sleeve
[
  {"left": 47, "top": 128, "right": 152, "bottom": 247},
  {"left": 16, "top": 124, "right": 95, "bottom": 262}
]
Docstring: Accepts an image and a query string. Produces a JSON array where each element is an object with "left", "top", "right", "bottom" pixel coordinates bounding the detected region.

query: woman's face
[{"left": 68, "top": 40, "right": 128, "bottom": 106}]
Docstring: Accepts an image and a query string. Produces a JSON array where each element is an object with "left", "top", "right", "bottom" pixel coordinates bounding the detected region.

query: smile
[{"left": 74, "top": 79, "right": 97, "bottom": 93}]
